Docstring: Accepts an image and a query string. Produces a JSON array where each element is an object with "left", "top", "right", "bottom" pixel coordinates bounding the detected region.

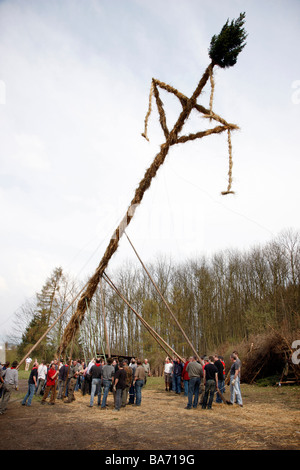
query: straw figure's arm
[{"left": 58, "top": 13, "right": 247, "bottom": 355}]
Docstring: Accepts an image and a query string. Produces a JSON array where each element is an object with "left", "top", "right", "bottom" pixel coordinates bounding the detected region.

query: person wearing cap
[{"left": 0, "top": 360, "right": 19, "bottom": 415}]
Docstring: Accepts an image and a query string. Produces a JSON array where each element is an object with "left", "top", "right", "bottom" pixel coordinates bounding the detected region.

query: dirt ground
[{"left": 1, "top": 378, "right": 299, "bottom": 452}]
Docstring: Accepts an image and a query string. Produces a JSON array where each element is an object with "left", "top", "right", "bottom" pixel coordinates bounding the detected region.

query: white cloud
[
  {"left": 0, "top": 276, "right": 8, "bottom": 293},
  {"left": 14, "top": 133, "right": 50, "bottom": 171}
]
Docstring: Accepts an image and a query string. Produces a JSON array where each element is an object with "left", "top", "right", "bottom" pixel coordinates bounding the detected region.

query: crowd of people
[
  {"left": 164, "top": 351, "right": 243, "bottom": 409},
  {"left": 0, "top": 355, "right": 151, "bottom": 415},
  {"left": 0, "top": 351, "right": 243, "bottom": 415}
]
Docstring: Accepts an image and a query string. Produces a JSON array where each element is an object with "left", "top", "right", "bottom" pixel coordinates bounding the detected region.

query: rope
[
  {"left": 209, "top": 67, "right": 215, "bottom": 119},
  {"left": 221, "top": 129, "right": 235, "bottom": 195},
  {"left": 141, "top": 80, "right": 154, "bottom": 141}
]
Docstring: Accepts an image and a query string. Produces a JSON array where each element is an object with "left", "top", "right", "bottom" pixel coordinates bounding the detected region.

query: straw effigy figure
[{"left": 58, "top": 13, "right": 247, "bottom": 355}]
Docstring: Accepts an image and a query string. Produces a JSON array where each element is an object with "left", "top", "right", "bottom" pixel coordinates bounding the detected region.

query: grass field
[{"left": 2, "top": 373, "right": 299, "bottom": 451}]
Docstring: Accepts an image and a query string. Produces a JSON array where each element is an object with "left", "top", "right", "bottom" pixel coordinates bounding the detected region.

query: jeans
[
  {"left": 22, "top": 383, "right": 36, "bottom": 406},
  {"left": 75, "top": 375, "right": 83, "bottom": 391},
  {"left": 202, "top": 379, "right": 216, "bottom": 409},
  {"left": 115, "top": 388, "right": 123, "bottom": 410},
  {"left": 187, "top": 377, "right": 200, "bottom": 408},
  {"left": 183, "top": 379, "right": 189, "bottom": 396},
  {"left": 36, "top": 378, "right": 45, "bottom": 396},
  {"left": 216, "top": 379, "right": 225, "bottom": 403},
  {"left": 90, "top": 378, "right": 102, "bottom": 406},
  {"left": 172, "top": 373, "right": 176, "bottom": 392},
  {"left": 81, "top": 375, "right": 91, "bottom": 396},
  {"left": 174, "top": 375, "right": 182, "bottom": 394},
  {"left": 57, "top": 379, "right": 66, "bottom": 399},
  {"left": 128, "top": 382, "right": 135, "bottom": 404},
  {"left": 230, "top": 376, "right": 243, "bottom": 405},
  {"left": 135, "top": 379, "right": 144, "bottom": 405},
  {"left": 101, "top": 379, "right": 111, "bottom": 408},
  {"left": 122, "top": 386, "right": 130, "bottom": 407}
]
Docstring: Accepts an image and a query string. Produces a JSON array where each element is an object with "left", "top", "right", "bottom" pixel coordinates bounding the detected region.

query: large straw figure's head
[{"left": 209, "top": 12, "right": 247, "bottom": 68}]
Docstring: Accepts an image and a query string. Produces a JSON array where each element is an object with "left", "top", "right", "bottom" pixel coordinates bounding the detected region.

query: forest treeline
[{"left": 14, "top": 229, "right": 300, "bottom": 365}]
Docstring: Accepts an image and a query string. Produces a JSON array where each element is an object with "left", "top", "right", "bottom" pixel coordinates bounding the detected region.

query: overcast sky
[{"left": 0, "top": 0, "right": 299, "bottom": 340}]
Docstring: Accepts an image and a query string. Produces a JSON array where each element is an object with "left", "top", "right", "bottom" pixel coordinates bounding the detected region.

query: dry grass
[
  {"left": 84, "top": 383, "right": 300, "bottom": 451},
  {"left": 1, "top": 378, "right": 299, "bottom": 451}
]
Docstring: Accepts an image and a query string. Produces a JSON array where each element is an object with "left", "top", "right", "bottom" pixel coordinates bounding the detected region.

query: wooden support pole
[
  {"left": 103, "top": 272, "right": 184, "bottom": 362},
  {"left": 17, "top": 281, "right": 89, "bottom": 370},
  {"left": 125, "top": 231, "right": 203, "bottom": 364},
  {"left": 99, "top": 278, "right": 111, "bottom": 358}
]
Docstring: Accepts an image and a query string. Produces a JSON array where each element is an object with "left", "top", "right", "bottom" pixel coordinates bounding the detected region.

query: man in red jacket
[
  {"left": 41, "top": 363, "right": 58, "bottom": 405},
  {"left": 182, "top": 358, "right": 190, "bottom": 397}
]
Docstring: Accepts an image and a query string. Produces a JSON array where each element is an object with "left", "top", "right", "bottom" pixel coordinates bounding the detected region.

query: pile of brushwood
[{"left": 238, "top": 327, "right": 300, "bottom": 385}]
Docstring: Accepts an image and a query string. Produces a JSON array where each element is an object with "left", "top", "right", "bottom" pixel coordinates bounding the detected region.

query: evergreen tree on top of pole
[{"left": 209, "top": 12, "right": 247, "bottom": 68}]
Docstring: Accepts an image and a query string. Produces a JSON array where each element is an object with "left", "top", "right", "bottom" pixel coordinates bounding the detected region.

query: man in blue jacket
[{"left": 173, "top": 358, "right": 184, "bottom": 394}]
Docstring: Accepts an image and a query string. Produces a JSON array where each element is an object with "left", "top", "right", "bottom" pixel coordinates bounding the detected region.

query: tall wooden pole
[
  {"left": 58, "top": 63, "right": 215, "bottom": 355},
  {"left": 103, "top": 272, "right": 184, "bottom": 362},
  {"left": 125, "top": 231, "right": 203, "bottom": 363},
  {"left": 99, "top": 278, "right": 111, "bottom": 358},
  {"left": 17, "top": 281, "right": 89, "bottom": 370}
]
